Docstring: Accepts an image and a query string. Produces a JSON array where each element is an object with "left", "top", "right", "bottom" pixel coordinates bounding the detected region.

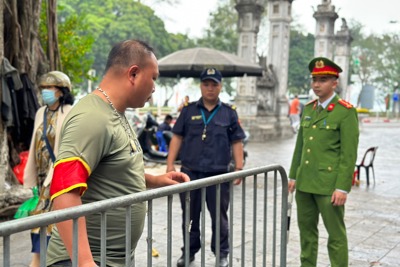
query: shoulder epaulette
[
  {"left": 338, "top": 99, "right": 353, "bottom": 109},
  {"left": 222, "top": 102, "right": 236, "bottom": 110},
  {"left": 306, "top": 99, "right": 318, "bottom": 106}
]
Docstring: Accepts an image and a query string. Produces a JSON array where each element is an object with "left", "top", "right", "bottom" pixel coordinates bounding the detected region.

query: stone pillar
[
  {"left": 234, "top": 0, "right": 294, "bottom": 141},
  {"left": 334, "top": 18, "right": 353, "bottom": 100},
  {"left": 267, "top": 0, "right": 293, "bottom": 105},
  {"left": 313, "top": 0, "right": 338, "bottom": 58},
  {"left": 234, "top": 0, "right": 264, "bottom": 129}
]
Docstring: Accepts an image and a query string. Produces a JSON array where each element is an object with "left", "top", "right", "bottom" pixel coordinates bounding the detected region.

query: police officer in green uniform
[{"left": 288, "top": 57, "right": 359, "bottom": 267}]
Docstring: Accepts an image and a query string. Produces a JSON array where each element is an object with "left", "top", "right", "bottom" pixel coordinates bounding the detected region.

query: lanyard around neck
[{"left": 200, "top": 105, "right": 221, "bottom": 126}]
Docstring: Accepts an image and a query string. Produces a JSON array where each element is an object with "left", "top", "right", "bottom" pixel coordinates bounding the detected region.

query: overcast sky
[
  {"left": 144, "top": 0, "right": 399, "bottom": 37},
  {"left": 142, "top": 0, "right": 399, "bottom": 107}
]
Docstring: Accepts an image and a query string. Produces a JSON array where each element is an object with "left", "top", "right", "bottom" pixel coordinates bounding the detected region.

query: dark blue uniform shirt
[
  {"left": 157, "top": 122, "right": 171, "bottom": 132},
  {"left": 172, "top": 98, "right": 245, "bottom": 173}
]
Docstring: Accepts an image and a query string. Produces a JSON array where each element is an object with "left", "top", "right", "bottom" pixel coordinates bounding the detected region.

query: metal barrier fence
[{"left": 0, "top": 165, "right": 289, "bottom": 267}]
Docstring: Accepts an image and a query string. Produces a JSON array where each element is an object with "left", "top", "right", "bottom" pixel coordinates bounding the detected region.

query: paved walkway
[{"left": 2, "top": 119, "right": 400, "bottom": 266}]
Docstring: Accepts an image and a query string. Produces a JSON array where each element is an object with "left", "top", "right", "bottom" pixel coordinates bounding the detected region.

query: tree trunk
[
  {"left": 4, "top": 0, "right": 46, "bottom": 78},
  {"left": 1, "top": 1, "right": 49, "bottom": 214},
  {"left": 47, "top": 0, "right": 61, "bottom": 71},
  {"left": 0, "top": 0, "right": 6, "bottom": 194}
]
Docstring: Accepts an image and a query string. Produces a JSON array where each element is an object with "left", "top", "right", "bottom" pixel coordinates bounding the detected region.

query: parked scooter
[{"left": 136, "top": 112, "right": 176, "bottom": 164}]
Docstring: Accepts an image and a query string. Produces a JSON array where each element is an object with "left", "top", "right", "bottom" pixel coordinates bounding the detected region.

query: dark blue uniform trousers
[{"left": 179, "top": 167, "right": 230, "bottom": 257}]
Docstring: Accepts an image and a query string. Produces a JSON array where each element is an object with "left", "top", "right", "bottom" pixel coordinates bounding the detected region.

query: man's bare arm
[
  {"left": 166, "top": 135, "right": 183, "bottom": 172},
  {"left": 232, "top": 140, "right": 244, "bottom": 185},
  {"left": 52, "top": 189, "right": 97, "bottom": 267}
]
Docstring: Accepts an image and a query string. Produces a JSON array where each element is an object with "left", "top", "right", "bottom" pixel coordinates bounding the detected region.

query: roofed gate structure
[
  {"left": 234, "top": 0, "right": 352, "bottom": 141},
  {"left": 235, "top": 0, "right": 293, "bottom": 141}
]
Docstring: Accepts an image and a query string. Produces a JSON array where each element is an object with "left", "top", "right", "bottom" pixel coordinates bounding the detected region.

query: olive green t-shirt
[{"left": 47, "top": 94, "right": 146, "bottom": 267}]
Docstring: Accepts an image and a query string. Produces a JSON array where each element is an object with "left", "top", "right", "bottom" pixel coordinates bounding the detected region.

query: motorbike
[
  {"left": 130, "top": 111, "right": 249, "bottom": 169},
  {"left": 135, "top": 112, "right": 177, "bottom": 164}
]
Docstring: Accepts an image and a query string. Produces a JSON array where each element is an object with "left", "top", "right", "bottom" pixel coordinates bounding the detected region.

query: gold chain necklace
[{"left": 97, "top": 87, "right": 134, "bottom": 142}]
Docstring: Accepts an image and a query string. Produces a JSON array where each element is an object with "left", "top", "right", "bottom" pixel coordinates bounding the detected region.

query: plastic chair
[{"left": 356, "top": 147, "right": 378, "bottom": 185}]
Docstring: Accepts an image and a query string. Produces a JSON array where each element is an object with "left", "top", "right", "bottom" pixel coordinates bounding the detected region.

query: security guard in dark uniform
[
  {"left": 288, "top": 57, "right": 359, "bottom": 267},
  {"left": 167, "top": 68, "right": 245, "bottom": 267}
]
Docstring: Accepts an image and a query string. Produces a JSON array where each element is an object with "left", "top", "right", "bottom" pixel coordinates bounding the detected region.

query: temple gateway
[{"left": 234, "top": 0, "right": 352, "bottom": 141}]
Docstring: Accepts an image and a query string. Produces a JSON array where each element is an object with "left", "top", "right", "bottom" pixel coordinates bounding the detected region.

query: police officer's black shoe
[
  {"left": 176, "top": 254, "right": 195, "bottom": 267},
  {"left": 219, "top": 256, "right": 228, "bottom": 267}
]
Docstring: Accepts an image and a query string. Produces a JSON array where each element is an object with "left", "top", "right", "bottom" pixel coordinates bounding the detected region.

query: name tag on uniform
[{"left": 191, "top": 115, "right": 202, "bottom": 120}]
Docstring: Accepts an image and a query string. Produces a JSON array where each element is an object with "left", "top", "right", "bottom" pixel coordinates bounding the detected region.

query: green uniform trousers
[{"left": 296, "top": 190, "right": 348, "bottom": 267}]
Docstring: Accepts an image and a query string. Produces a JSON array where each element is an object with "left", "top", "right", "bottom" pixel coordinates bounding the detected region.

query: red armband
[{"left": 50, "top": 157, "right": 91, "bottom": 201}]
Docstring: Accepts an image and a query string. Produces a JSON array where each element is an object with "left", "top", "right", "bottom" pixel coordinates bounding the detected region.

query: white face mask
[{"left": 41, "top": 89, "right": 59, "bottom": 106}]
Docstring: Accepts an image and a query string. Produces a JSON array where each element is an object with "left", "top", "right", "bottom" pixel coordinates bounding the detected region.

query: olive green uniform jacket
[{"left": 289, "top": 95, "right": 359, "bottom": 195}]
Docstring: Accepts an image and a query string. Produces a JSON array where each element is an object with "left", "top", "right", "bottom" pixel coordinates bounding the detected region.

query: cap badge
[
  {"left": 315, "top": 60, "right": 325, "bottom": 69},
  {"left": 207, "top": 68, "right": 216, "bottom": 75}
]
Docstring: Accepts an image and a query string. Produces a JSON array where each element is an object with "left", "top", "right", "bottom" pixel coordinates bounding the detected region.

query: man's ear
[{"left": 128, "top": 65, "right": 139, "bottom": 82}]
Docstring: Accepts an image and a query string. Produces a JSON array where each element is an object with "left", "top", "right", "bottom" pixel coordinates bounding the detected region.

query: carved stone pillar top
[
  {"left": 235, "top": 0, "right": 264, "bottom": 14},
  {"left": 235, "top": 0, "right": 264, "bottom": 6},
  {"left": 268, "top": 0, "right": 293, "bottom": 23},
  {"left": 313, "top": 0, "right": 338, "bottom": 19},
  {"left": 235, "top": 0, "right": 265, "bottom": 33},
  {"left": 336, "top": 18, "right": 353, "bottom": 43}
]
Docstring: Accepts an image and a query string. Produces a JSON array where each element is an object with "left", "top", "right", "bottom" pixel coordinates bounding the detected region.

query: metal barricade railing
[{"left": 0, "top": 164, "right": 288, "bottom": 267}]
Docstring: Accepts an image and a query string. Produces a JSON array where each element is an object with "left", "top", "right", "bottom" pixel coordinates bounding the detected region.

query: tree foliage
[
  {"left": 351, "top": 21, "right": 400, "bottom": 93},
  {"left": 374, "top": 34, "right": 400, "bottom": 91},
  {"left": 287, "top": 28, "right": 314, "bottom": 95},
  {"left": 197, "top": 0, "right": 238, "bottom": 54},
  {"left": 40, "top": 1, "right": 95, "bottom": 89},
  {"left": 58, "top": 0, "right": 195, "bottom": 83},
  {"left": 196, "top": 0, "right": 239, "bottom": 96}
]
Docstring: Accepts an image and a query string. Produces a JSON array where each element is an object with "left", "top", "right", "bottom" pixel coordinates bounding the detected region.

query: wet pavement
[
  {"left": 244, "top": 119, "right": 400, "bottom": 267},
  {"left": 2, "top": 118, "right": 400, "bottom": 266}
]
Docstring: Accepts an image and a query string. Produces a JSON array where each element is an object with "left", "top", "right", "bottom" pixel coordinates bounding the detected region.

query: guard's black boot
[{"left": 176, "top": 254, "right": 195, "bottom": 267}]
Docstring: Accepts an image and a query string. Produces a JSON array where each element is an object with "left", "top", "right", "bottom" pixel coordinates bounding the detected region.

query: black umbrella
[{"left": 158, "top": 47, "right": 263, "bottom": 78}]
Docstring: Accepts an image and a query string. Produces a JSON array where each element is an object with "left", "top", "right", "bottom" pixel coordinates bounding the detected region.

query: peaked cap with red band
[{"left": 308, "top": 57, "right": 343, "bottom": 77}]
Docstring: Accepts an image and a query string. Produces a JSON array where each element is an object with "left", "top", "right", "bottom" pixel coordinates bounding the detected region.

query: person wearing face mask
[{"left": 23, "top": 70, "right": 74, "bottom": 267}]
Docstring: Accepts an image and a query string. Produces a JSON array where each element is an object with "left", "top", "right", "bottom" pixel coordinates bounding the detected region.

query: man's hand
[
  {"left": 331, "top": 190, "right": 347, "bottom": 206},
  {"left": 233, "top": 168, "right": 244, "bottom": 185},
  {"left": 288, "top": 180, "right": 296, "bottom": 193},
  {"left": 145, "top": 171, "right": 190, "bottom": 188},
  {"left": 233, "top": 178, "right": 242, "bottom": 185}
]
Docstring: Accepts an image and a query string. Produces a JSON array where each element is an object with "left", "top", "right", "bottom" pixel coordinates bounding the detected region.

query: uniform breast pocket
[
  {"left": 187, "top": 119, "right": 203, "bottom": 137},
  {"left": 319, "top": 122, "right": 338, "bottom": 137},
  {"left": 214, "top": 120, "right": 230, "bottom": 138}
]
